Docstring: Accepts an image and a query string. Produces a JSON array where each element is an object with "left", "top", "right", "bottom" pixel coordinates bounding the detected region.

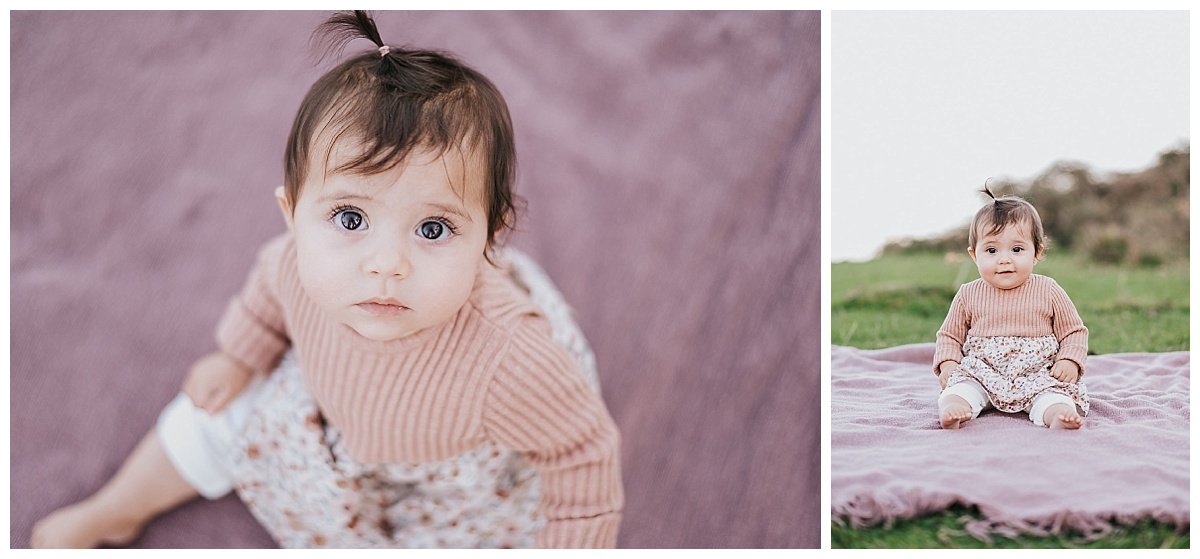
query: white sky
[{"left": 832, "top": 11, "right": 1190, "bottom": 262}]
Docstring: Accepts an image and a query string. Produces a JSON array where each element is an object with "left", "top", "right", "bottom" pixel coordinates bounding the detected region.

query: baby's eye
[
  {"left": 985, "top": 247, "right": 997, "bottom": 254},
  {"left": 417, "top": 219, "right": 451, "bottom": 240},
  {"left": 1013, "top": 246, "right": 1024, "bottom": 253},
  {"left": 333, "top": 208, "right": 367, "bottom": 231}
]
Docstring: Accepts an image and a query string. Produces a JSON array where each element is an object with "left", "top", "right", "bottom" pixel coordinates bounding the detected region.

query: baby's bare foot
[
  {"left": 31, "top": 498, "right": 143, "bottom": 549},
  {"left": 939, "top": 401, "right": 973, "bottom": 429},
  {"left": 1043, "top": 402, "right": 1083, "bottom": 430},
  {"left": 1049, "top": 412, "right": 1083, "bottom": 430}
]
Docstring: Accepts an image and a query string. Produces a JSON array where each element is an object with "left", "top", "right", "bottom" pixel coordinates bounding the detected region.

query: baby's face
[
  {"left": 969, "top": 221, "right": 1039, "bottom": 290},
  {"left": 283, "top": 145, "right": 489, "bottom": 342}
]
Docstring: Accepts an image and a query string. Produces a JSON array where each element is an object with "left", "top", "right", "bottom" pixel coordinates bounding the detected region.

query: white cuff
[{"left": 154, "top": 376, "right": 266, "bottom": 499}]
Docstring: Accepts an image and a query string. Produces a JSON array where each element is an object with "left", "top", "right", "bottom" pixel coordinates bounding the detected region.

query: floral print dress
[{"left": 946, "top": 334, "right": 1090, "bottom": 415}]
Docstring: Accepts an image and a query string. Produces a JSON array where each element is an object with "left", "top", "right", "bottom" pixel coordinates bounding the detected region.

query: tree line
[{"left": 882, "top": 145, "right": 1190, "bottom": 266}]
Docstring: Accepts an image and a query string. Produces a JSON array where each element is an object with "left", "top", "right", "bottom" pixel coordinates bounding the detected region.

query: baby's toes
[{"left": 1060, "top": 414, "right": 1082, "bottom": 429}]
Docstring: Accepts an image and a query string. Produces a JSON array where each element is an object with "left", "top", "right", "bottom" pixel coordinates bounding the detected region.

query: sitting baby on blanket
[{"left": 933, "top": 184, "right": 1089, "bottom": 430}]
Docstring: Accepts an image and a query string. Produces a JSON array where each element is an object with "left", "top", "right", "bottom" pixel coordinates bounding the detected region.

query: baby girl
[
  {"left": 33, "top": 11, "right": 622, "bottom": 548},
  {"left": 934, "top": 186, "right": 1090, "bottom": 430}
]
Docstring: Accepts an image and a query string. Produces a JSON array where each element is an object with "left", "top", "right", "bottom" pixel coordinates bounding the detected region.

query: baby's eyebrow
[
  {"left": 317, "top": 189, "right": 373, "bottom": 203},
  {"left": 427, "top": 202, "right": 474, "bottom": 222}
]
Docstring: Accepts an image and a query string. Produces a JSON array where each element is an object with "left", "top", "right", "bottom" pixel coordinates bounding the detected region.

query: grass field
[
  {"left": 831, "top": 251, "right": 1190, "bottom": 548},
  {"left": 832, "top": 505, "right": 1189, "bottom": 549},
  {"left": 833, "top": 252, "right": 1189, "bottom": 353}
]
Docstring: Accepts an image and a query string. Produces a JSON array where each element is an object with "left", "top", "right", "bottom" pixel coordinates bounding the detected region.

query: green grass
[
  {"left": 831, "top": 252, "right": 1190, "bottom": 548},
  {"left": 833, "top": 505, "right": 1189, "bottom": 549},
  {"left": 832, "top": 252, "right": 1189, "bottom": 353}
]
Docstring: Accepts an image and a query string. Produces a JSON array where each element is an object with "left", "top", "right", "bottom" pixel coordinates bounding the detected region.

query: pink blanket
[{"left": 832, "top": 344, "right": 1190, "bottom": 541}]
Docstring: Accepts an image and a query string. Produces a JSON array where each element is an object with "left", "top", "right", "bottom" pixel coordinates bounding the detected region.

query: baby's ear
[
  {"left": 274, "top": 186, "right": 294, "bottom": 232},
  {"left": 967, "top": 246, "right": 976, "bottom": 263}
]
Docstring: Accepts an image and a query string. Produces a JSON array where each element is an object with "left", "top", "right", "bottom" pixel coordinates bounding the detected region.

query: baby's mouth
[{"left": 356, "top": 299, "right": 410, "bottom": 316}]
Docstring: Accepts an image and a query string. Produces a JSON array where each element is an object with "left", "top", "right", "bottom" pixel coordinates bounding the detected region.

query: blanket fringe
[{"left": 834, "top": 496, "right": 1190, "bottom": 543}]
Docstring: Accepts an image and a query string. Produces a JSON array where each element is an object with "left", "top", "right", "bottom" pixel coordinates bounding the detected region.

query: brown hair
[
  {"left": 969, "top": 181, "right": 1046, "bottom": 257},
  {"left": 284, "top": 11, "right": 519, "bottom": 253}
]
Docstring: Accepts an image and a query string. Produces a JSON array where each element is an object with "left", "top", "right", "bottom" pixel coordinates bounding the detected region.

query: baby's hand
[
  {"left": 183, "top": 351, "right": 254, "bottom": 414},
  {"left": 1050, "top": 360, "right": 1080, "bottom": 384},
  {"left": 937, "top": 361, "right": 957, "bottom": 389}
]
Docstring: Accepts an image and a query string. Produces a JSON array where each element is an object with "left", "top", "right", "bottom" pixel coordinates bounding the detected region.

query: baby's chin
[
  {"left": 984, "top": 272, "right": 1027, "bottom": 290},
  {"left": 344, "top": 318, "right": 425, "bottom": 342}
]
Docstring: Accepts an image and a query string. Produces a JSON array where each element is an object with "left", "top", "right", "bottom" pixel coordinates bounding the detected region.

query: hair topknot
[
  {"left": 284, "top": 10, "right": 521, "bottom": 259},
  {"left": 312, "top": 10, "right": 386, "bottom": 56},
  {"left": 310, "top": 11, "right": 460, "bottom": 90},
  {"left": 980, "top": 177, "right": 997, "bottom": 200}
]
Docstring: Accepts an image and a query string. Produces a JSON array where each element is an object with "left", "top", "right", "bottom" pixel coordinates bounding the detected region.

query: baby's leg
[
  {"left": 938, "top": 379, "right": 988, "bottom": 429},
  {"left": 1031, "top": 391, "right": 1083, "bottom": 429},
  {"left": 30, "top": 429, "right": 198, "bottom": 548},
  {"left": 32, "top": 377, "right": 264, "bottom": 548}
]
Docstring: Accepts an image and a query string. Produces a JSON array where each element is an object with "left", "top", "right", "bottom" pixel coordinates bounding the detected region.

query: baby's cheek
[
  {"left": 295, "top": 253, "right": 354, "bottom": 311},
  {"left": 419, "top": 261, "right": 478, "bottom": 320}
]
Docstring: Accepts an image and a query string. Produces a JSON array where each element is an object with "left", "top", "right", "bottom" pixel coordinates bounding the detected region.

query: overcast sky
[{"left": 832, "top": 11, "right": 1189, "bottom": 262}]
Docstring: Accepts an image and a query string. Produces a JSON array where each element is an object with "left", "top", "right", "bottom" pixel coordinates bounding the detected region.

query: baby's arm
[
  {"left": 933, "top": 285, "right": 970, "bottom": 384},
  {"left": 1048, "top": 278, "right": 1088, "bottom": 378},
  {"left": 211, "top": 234, "right": 292, "bottom": 376},
  {"left": 482, "top": 320, "right": 623, "bottom": 548},
  {"left": 187, "top": 234, "right": 292, "bottom": 412}
]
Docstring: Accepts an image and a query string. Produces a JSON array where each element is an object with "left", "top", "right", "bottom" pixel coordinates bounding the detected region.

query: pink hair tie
[{"left": 378, "top": 45, "right": 390, "bottom": 57}]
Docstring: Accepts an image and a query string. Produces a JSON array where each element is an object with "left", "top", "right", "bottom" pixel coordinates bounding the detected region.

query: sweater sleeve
[
  {"left": 482, "top": 317, "right": 624, "bottom": 548},
  {"left": 933, "top": 284, "right": 970, "bottom": 375},
  {"left": 213, "top": 234, "right": 291, "bottom": 374},
  {"left": 1048, "top": 279, "right": 1089, "bottom": 375}
]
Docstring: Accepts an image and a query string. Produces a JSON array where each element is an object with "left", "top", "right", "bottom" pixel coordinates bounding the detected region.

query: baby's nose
[{"left": 364, "top": 239, "right": 411, "bottom": 278}]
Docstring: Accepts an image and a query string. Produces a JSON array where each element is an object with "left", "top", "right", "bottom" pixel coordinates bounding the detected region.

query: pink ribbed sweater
[
  {"left": 933, "top": 274, "right": 1088, "bottom": 376},
  {"left": 213, "top": 234, "right": 623, "bottom": 548}
]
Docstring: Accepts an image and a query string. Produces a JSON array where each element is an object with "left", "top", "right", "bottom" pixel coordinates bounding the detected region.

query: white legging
[{"left": 939, "top": 378, "right": 1078, "bottom": 427}]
